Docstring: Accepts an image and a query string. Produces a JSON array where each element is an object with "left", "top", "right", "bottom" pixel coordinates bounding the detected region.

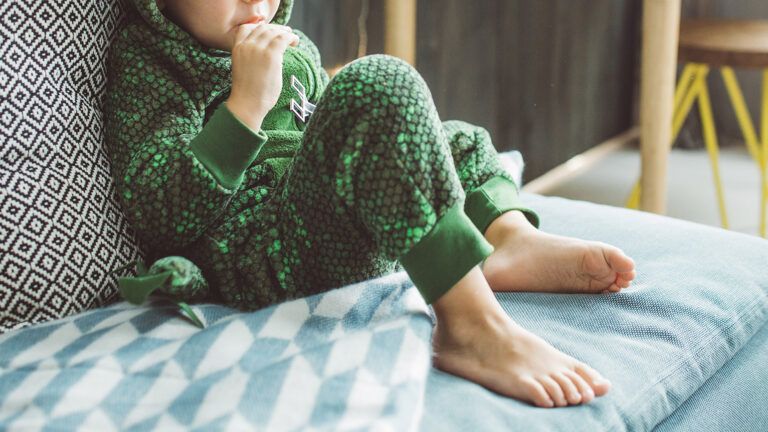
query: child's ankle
[
  {"left": 432, "top": 266, "right": 509, "bottom": 331},
  {"left": 484, "top": 210, "right": 534, "bottom": 247}
]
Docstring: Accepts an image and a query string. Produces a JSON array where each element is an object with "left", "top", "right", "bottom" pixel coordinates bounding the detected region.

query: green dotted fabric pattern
[
  {"left": 193, "top": 55, "right": 531, "bottom": 308},
  {"left": 105, "top": 0, "right": 537, "bottom": 310},
  {"left": 104, "top": 0, "right": 310, "bottom": 305}
]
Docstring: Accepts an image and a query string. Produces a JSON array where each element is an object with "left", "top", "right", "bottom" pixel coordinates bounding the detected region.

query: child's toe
[
  {"left": 574, "top": 363, "right": 611, "bottom": 396},
  {"left": 552, "top": 372, "right": 582, "bottom": 404},
  {"left": 521, "top": 377, "right": 554, "bottom": 408},
  {"left": 539, "top": 376, "right": 568, "bottom": 407},
  {"left": 604, "top": 247, "right": 635, "bottom": 273},
  {"left": 564, "top": 370, "right": 594, "bottom": 403}
]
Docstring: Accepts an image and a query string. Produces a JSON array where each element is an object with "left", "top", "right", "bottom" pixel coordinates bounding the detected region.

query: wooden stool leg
[
  {"left": 697, "top": 77, "right": 730, "bottom": 229},
  {"left": 627, "top": 64, "right": 704, "bottom": 209},
  {"left": 721, "top": 67, "right": 762, "bottom": 163}
]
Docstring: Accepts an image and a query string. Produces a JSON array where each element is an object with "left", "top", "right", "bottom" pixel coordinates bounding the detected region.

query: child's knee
[{"left": 330, "top": 54, "right": 429, "bottom": 104}]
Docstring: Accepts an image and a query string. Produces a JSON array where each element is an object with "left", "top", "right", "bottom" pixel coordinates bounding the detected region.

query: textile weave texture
[
  {"left": 0, "top": 272, "right": 432, "bottom": 431},
  {"left": 421, "top": 193, "right": 768, "bottom": 431},
  {"left": 2, "top": 193, "right": 767, "bottom": 431},
  {"left": 0, "top": 0, "right": 144, "bottom": 333}
]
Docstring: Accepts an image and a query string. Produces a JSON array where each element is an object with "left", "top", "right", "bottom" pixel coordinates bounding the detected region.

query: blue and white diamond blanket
[{"left": 0, "top": 272, "right": 432, "bottom": 431}]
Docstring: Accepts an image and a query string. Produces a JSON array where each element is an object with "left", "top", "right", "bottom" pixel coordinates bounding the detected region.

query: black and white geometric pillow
[{"left": 0, "top": 0, "right": 144, "bottom": 333}]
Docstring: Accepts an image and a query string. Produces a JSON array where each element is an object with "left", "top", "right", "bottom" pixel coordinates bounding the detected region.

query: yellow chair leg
[
  {"left": 697, "top": 78, "right": 730, "bottom": 229},
  {"left": 626, "top": 183, "right": 641, "bottom": 209},
  {"left": 721, "top": 67, "right": 768, "bottom": 237},
  {"left": 627, "top": 64, "right": 706, "bottom": 209},
  {"left": 721, "top": 67, "right": 762, "bottom": 163},
  {"left": 673, "top": 65, "right": 708, "bottom": 140},
  {"left": 673, "top": 64, "right": 698, "bottom": 120},
  {"left": 652, "top": 65, "right": 768, "bottom": 236},
  {"left": 759, "top": 70, "right": 768, "bottom": 238}
]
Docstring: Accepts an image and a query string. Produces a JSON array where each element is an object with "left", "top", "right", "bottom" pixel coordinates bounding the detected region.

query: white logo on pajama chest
[{"left": 290, "top": 75, "right": 316, "bottom": 123}]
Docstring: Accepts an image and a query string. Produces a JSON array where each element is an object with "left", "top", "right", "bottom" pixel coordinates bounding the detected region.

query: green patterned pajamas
[
  {"left": 107, "top": 0, "right": 539, "bottom": 311},
  {"left": 193, "top": 55, "right": 540, "bottom": 309}
]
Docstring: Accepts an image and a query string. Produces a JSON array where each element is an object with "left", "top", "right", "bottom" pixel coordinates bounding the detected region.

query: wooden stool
[{"left": 626, "top": 19, "right": 768, "bottom": 237}]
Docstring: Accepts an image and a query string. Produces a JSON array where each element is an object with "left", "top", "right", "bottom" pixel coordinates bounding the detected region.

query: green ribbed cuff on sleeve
[
  {"left": 465, "top": 176, "right": 541, "bottom": 234},
  {"left": 398, "top": 202, "right": 495, "bottom": 304},
  {"left": 190, "top": 103, "right": 268, "bottom": 190}
]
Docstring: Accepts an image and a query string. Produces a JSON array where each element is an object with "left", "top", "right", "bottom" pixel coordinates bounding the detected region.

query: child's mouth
[{"left": 241, "top": 15, "right": 265, "bottom": 25}]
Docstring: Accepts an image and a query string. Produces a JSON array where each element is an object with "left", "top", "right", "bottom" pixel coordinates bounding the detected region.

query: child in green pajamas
[{"left": 105, "top": 0, "right": 638, "bottom": 409}]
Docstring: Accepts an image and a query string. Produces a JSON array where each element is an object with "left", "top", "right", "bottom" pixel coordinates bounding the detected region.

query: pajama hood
[
  {"left": 130, "top": 0, "right": 294, "bottom": 44},
  {"left": 104, "top": 0, "right": 328, "bottom": 256},
  {"left": 119, "top": 0, "right": 298, "bottom": 89}
]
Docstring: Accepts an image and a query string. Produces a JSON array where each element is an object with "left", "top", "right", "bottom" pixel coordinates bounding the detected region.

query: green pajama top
[{"left": 105, "top": 0, "right": 540, "bottom": 305}]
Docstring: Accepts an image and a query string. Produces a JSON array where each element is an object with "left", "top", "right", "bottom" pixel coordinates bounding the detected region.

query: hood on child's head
[{"left": 128, "top": 0, "right": 293, "bottom": 40}]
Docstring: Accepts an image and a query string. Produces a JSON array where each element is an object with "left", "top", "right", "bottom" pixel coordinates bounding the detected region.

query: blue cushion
[
  {"left": 2, "top": 192, "right": 766, "bottom": 430},
  {"left": 422, "top": 193, "right": 768, "bottom": 431},
  {"left": 654, "top": 320, "right": 768, "bottom": 431}
]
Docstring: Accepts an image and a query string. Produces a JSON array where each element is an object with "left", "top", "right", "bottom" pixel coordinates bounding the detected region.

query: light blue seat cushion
[
  {"left": 654, "top": 320, "right": 768, "bottom": 431},
  {"left": 422, "top": 193, "right": 768, "bottom": 431}
]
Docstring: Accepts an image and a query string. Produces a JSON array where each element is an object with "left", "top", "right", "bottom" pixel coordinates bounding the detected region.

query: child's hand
[{"left": 226, "top": 23, "right": 300, "bottom": 131}]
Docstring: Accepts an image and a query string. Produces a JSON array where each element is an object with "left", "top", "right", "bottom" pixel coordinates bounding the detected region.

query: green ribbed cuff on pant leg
[
  {"left": 465, "top": 176, "right": 541, "bottom": 234},
  {"left": 398, "top": 202, "right": 495, "bottom": 304}
]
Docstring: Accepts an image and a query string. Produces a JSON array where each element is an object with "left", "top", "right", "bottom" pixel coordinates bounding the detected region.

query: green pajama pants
[{"left": 194, "top": 55, "right": 540, "bottom": 310}]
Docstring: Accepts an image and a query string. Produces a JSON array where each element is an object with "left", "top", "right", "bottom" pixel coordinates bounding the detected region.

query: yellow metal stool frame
[{"left": 626, "top": 63, "right": 768, "bottom": 238}]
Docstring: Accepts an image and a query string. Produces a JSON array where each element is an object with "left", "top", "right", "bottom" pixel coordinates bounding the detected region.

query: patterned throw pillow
[{"left": 0, "top": 0, "right": 143, "bottom": 333}]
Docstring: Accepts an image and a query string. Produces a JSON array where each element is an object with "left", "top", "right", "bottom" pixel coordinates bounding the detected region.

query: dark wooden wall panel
[
  {"left": 291, "top": 1, "right": 641, "bottom": 182},
  {"left": 288, "top": 0, "right": 363, "bottom": 67}
]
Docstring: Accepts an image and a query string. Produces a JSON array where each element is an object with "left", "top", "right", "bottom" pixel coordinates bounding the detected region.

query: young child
[{"left": 105, "top": 0, "right": 637, "bottom": 409}]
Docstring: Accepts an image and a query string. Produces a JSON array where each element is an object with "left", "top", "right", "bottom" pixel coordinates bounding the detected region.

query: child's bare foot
[
  {"left": 432, "top": 268, "right": 611, "bottom": 407},
  {"left": 482, "top": 211, "right": 636, "bottom": 294},
  {"left": 433, "top": 318, "right": 611, "bottom": 408}
]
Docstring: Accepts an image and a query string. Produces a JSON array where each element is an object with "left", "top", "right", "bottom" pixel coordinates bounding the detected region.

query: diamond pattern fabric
[
  {"left": 0, "top": 0, "right": 143, "bottom": 333},
  {"left": 0, "top": 271, "right": 433, "bottom": 431}
]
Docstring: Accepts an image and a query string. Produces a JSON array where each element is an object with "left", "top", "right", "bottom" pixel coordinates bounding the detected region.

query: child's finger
[
  {"left": 247, "top": 25, "right": 292, "bottom": 45},
  {"left": 233, "top": 25, "right": 251, "bottom": 46},
  {"left": 269, "top": 32, "right": 300, "bottom": 52},
  {"left": 284, "top": 32, "right": 300, "bottom": 47},
  {"left": 252, "top": 23, "right": 292, "bottom": 40},
  {"left": 233, "top": 22, "right": 264, "bottom": 46},
  {"left": 245, "top": 26, "right": 282, "bottom": 49},
  {"left": 261, "top": 29, "right": 298, "bottom": 46},
  {"left": 270, "top": 24, "right": 293, "bottom": 31}
]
